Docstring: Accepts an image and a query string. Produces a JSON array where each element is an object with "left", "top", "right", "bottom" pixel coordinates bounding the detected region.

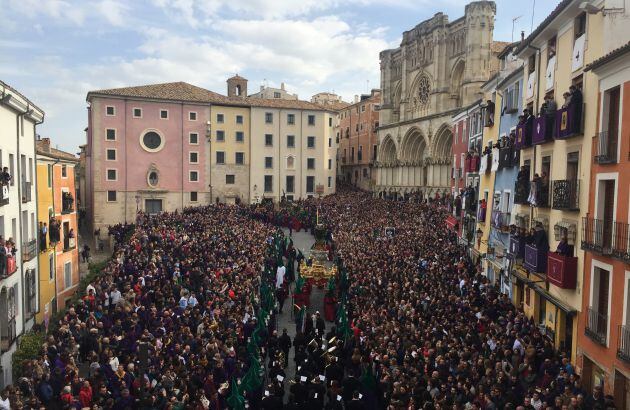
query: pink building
[{"left": 86, "top": 82, "right": 216, "bottom": 236}]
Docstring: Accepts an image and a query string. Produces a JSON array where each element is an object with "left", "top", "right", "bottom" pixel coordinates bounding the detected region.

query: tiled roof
[
  {"left": 87, "top": 81, "right": 331, "bottom": 111},
  {"left": 585, "top": 41, "right": 630, "bottom": 71},
  {"left": 37, "top": 141, "right": 79, "bottom": 162},
  {"left": 313, "top": 101, "right": 351, "bottom": 111},
  {"left": 491, "top": 41, "right": 511, "bottom": 54},
  {"left": 0, "top": 79, "right": 45, "bottom": 115},
  {"left": 514, "top": 0, "right": 573, "bottom": 55}
]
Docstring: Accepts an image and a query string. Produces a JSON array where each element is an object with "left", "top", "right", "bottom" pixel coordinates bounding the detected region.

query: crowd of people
[{"left": 1, "top": 188, "right": 616, "bottom": 409}]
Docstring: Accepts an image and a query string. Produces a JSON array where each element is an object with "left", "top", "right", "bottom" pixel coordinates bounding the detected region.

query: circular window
[{"left": 140, "top": 130, "right": 165, "bottom": 152}]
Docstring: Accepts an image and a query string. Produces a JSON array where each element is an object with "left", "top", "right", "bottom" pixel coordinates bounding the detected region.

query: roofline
[
  {"left": 36, "top": 151, "right": 80, "bottom": 163},
  {"left": 495, "top": 64, "right": 525, "bottom": 90},
  {"left": 1, "top": 79, "right": 45, "bottom": 122},
  {"left": 585, "top": 41, "right": 630, "bottom": 72},
  {"left": 451, "top": 98, "right": 483, "bottom": 120},
  {"left": 513, "top": 0, "right": 573, "bottom": 55}
]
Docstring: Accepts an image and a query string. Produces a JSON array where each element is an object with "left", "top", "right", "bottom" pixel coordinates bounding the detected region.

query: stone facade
[{"left": 375, "top": 1, "right": 502, "bottom": 198}]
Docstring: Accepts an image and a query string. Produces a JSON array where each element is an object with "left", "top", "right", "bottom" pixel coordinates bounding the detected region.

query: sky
[{"left": 0, "top": 0, "right": 558, "bottom": 152}]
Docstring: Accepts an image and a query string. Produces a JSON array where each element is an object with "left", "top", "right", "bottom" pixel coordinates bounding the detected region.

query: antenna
[
  {"left": 512, "top": 15, "right": 522, "bottom": 43},
  {"left": 530, "top": 0, "right": 536, "bottom": 34}
]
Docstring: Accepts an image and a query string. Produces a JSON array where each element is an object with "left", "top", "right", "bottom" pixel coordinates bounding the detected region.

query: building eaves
[
  {"left": 584, "top": 40, "right": 630, "bottom": 72},
  {"left": 513, "top": 0, "right": 573, "bottom": 55}
]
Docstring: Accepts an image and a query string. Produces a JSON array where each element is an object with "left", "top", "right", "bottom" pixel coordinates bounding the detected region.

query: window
[
  {"left": 308, "top": 115, "right": 315, "bottom": 125},
  {"left": 265, "top": 134, "right": 273, "bottom": 147},
  {"left": 236, "top": 131, "right": 244, "bottom": 142},
  {"left": 189, "top": 171, "right": 199, "bottom": 182},
  {"left": 216, "top": 151, "right": 225, "bottom": 164},
  {"left": 286, "top": 176, "right": 295, "bottom": 193},
  {"left": 329, "top": 117, "right": 332, "bottom": 127},
  {"left": 307, "top": 158, "right": 315, "bottom": 170},
  {"left": 106, "top": 106, "right": 115, "bottom": 116},
  {"left": 307, "top": 136, "right": 315, "bottom": 148},
  {"left": 217, "top": 113, "right": 224, "bottom": 123},
  {"left": 106, "top": 149, "right": 116, "bottom": 161},
  {"left": 148, "top": 170, "right": 158, "bottom": 187},
  {"left": 25, "top": 269, "right": 36, "bottom": 316},
  {"left": 264, "top": 175, "right": 273, "bottom": 192},
  {"left": 287, "top": 114, "right": 295, "bottom": 125},
  {"left": 106, "top": 129, "right": 116, "bottom": 141},
  {"left": 265, "top": 112, "right": 273, "bottom": 124},
  {"left": 189, "top": 133, "right": 199, "bottom": 144},
  {"left": 328, "top": 159, "right": 332, "bottom": 170},
  {"left": 274, "top": 92, "right": 281, "bottom": 98},
  {"left": 328, "top": 138, "right": 332, "bottom": 148},
  {"left": 358, "top": 146, "right": 363, "bottom": 161},
  {"left": 236, "top": 115, "right": 243, "bottom": 124},
  {"left": 190, "top": 191, "right": 198, "bottom": 202},
  {"left": 328, "top": 176, "right": 332, "bottom": 188},
  {"left": 133, "top": 108, "right": 142, "bottom": 118},
  {"left": 306, "top": 176, "right": 315, "bottom": 193},
  {"left": 107, "top": 190, "right": 117, "bottom": 202},
  {"left": 216, "top": 130, "right": 225, "bottom": 141},
  {"left": 189, "top": 112, "right": 197, "bottom": 121},
  {"left": 49, "top": 254, "right": 54, "bottom": 280},
  {"left": 47, "top": 164, "right": 52, "bottom": 187},
  {"left": 286, "top": 156, "right": 295, "bottom": 169},
  {"left": 287, "top": 135, "right": 295, "bottom": 148},
  {"left": 160, "top": 109, "right": 168, "bottom": 119},
  {"left": 141, "top": 131, "right": 164, "bottom": 152},
  {"left": 226, "top": 175, "right": 235, "bottom": 184},
  {"left": 189, "top": 152, "right": 198, "bottom": 164},
  {"left": 265, "top": 157, "right": 273, "bottom": 169},
  {"left": 64, "top": 262, "right": 72, "bottom": 289},
  {"left": 61, "top": 164, "right": 67, "bottom": 178},
  {"left": 235, "top": 152, "right": 244, "bottom": 165},
  {"left": 575, "top": 13, "right": 586, "bottom": 38},
  {"left": 363, "top": 168, "right": 368, "bottom": 177},
  {"left": 361, "top": 105, "right": 366, "bottom": 112},
  {"left": 106, "top": 169, "right": 116, "bottom": 181}
]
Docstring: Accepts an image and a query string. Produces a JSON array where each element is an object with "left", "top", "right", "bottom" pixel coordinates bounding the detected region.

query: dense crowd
[{"left": 2, "top": 189, "right": 616, "bottom": 409}]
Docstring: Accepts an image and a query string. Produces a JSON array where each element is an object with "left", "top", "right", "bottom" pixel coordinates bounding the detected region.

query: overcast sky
[{"left": 0, "top": 0, "right": 558, "bottom": 152}]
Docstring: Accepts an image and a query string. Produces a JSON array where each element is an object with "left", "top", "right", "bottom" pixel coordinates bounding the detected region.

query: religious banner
[
  {"left": 479, "top": 154, "right": 488, "bottom": 174},
  {"left": 526, "top": 72, "right": 536, "bottom": 99},
  {"left": 572, "top": 34, "right": 585, "bottom": 72},
  {"left": 545, "top": 56, "right": 556, "bottom": 91},
  {"left": 532, "top": 116, "right": 549, "bottom": 144},
  {"left": 491, "top": 148, "right": 500, "bottom": 172},
  {"left": 555, "top": 105, "right": 577, "bottom": 139},
  {"left": 514, "top": 124, "right": 525, "bottom": 149}
]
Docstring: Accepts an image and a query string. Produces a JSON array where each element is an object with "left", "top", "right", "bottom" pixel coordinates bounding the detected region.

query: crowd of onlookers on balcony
[{"left": 0, "top": 236, "right": 18, "bottom": 278}]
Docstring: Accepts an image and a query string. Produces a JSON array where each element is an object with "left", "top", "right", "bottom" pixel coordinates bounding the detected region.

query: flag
[{"left": 226, "top": 377, "right": 245, "bottom": 410}]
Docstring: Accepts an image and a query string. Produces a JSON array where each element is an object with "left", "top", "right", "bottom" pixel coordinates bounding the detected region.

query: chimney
[
  {"left": 281, "top": 82, "right": 285, "bottom": 91},
  {"left": 40, "top": 137, "right": 51, "bottom": 153},
  {"left": 521, "top": 31, "right": 525, "bottom": 42},
  {"left": 354, "top": 95, "right": 359, "bottom": 103}
]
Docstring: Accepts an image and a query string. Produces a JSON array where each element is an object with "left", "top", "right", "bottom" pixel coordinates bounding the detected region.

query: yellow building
[
  {"left": 509, "top": 0, "right": 604, "bottom": 364},
  {"left": 36, "top": 139, "right": 80, "bottom": 326},
  {"left": 475, "top": 86, "right": 502, "bottom": 258},
  {"left": 209, "top": 102, "right": 251, "bottom": 204}
]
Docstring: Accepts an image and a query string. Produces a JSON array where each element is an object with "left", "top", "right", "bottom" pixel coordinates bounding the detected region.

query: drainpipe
[
  {"left": 49, "top": 158, "right": 60, "bottom": 317},
  {"left": 181, "top": 103, "right": 184, "bottom": 209},
  {"left": 124, "top": 100, "right": 128, "bottom": 224},
  {"left": 278, "top": 109, "right": 281, "bottom": 204},
  {"left": 16, "top": 105, "right": 28, "bottom": 333}
]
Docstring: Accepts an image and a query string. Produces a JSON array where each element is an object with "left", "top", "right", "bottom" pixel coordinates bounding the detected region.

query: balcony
[
  {"left": 498, "top": 146, "right": 516, "bottom": 169},
  {"left": 0, "top": 184, "right": 8, "bottom": 207},
  {"left": 514, "top": 179, "right": 530, "bottom": 205},
  {"left": 22, "top": 239, "right": 37, "bottom": 262},
  {"left": 555, "top": 103, "right": 583, "bottom": 140},
  {"left": 63, "top": 237, "right": 76, "bottom": 252},
  {"left": 491, "top": 210, "right": 510, "bottom": 231},
  {"left": 524, "top": 244, "right": 548, "bottom": 273},
  {"left": 585, "top": 307, "right": 608, "bottom": 345},
  {"left": 509, "top": 235, "right": 526, "bottom": 260},
  {"left": 21, "top": 181, "right": 32, "bottom": 203},
  {"left": 532, "top": 116, "right": 554, "bottom": 145},
  {"left": 1, "top": 254, "right": 17, "bottom": 278},
  {"left": 582, "top": 218, "right": 630, "bottom": 262},
  {"left": 479, "top": 153, "right": 491, "bottom": 174},
  {"left": 618, "top": 325, "right": 630, "bottom": 363},
  {"left": 552, "top": 179, "right": 580, "bottom": 211},
  {"left": 594, "top": 131, "right": 618, "bottom": 164},
  {"left": 547, "top": 253, "right": 577, "bottom": 289},
  {"left": 61, "top": 192, "right": 74, "bottom": 214},
  {"left": 465, "top": 156, "right": 480, "bottom": 173}
]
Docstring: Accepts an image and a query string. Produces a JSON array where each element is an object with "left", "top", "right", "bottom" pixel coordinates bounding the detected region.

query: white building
[
  {"left": 0, "top": 80, "right": 44, "bottom": 388},
  {"left": 249, "top": 82, "right": 298, "bottom": 100},
  {"left": 249, "top": 105, "right": 337, "bottom": 203}
]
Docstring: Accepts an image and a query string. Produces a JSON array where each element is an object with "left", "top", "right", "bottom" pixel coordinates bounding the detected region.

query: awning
[{"left": 446, "top": 215, "right": 458, "bottom": 229}]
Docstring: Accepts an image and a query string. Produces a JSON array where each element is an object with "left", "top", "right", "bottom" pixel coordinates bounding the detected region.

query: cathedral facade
[{"left": 375, "top": 1, "right": 503, "bottom": 198}]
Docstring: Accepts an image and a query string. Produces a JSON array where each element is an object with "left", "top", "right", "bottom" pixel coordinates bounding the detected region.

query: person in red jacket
[{"left": 79, "top": 380, "right": 93, "bottom": 408}]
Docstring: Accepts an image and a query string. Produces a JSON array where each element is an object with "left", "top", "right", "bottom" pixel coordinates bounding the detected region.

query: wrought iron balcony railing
[
  {"left": 552, "top": 179, "right": 580, "bottom": 211},
  {"left": 63, "top": 237, "right": 76, "bottom": 252},
  {"left": 62, "top": 192, "right": 74, "bottom": 214},
  {"left": 514, "top": 179, "right": 530, "bottom": 205},
  {"left": 581, "top": 218, "right": 630, "bottom": 262},
  {"left": 0, "top": 318, "right": 17, "bottom": 353},
  {"left": 594, "top": 131, "right": 618, "bottom": 164},
  {"left": 618, "top": 325, "right": 630, "bottom": 363},
  {"left": 585, "top": 307, "right": 608, "bottom": 345},
  {"left": 491, "top": 210, "right": 510, "bottom": 230}
]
